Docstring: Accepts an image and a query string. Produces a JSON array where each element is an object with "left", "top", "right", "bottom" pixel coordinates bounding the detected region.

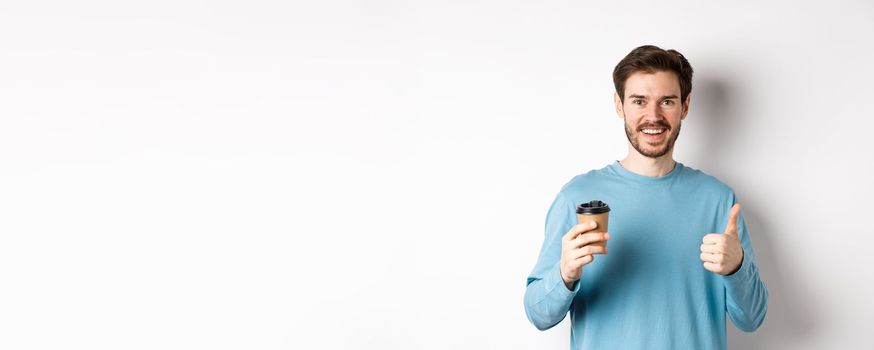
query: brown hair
[{"left": 613, "top": 45, "right": 693, "bottom": 103}]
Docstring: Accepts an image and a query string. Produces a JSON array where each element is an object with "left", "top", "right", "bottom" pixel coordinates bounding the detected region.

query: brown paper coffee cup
[{"left": 576, "top": 200, "right": 610, "bottom": 248}]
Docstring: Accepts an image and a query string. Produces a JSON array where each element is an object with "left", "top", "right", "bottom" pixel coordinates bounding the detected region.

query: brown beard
[{"left": 623, "top": 117, "right": 682, "bottom": 159}]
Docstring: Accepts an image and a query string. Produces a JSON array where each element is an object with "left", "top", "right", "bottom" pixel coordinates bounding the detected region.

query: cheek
[
  {"left": 623, "top": 110, "right": 643, "bottom": 122},
  {"left": 663, "top": 109, "right": 684, "bottom": 123}
]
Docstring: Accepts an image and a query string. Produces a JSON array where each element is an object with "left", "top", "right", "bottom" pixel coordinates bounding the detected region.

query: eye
[
  {"left": 661, "top": 99, "right": 675, "bottom": 106},
  {"left": 632, "top": 99, "right": 644, "bottom": 105}
]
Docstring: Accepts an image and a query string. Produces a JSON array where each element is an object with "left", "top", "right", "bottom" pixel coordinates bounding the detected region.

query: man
[{"left": 523, "top": 45, "right": 768, "bottom": 349}]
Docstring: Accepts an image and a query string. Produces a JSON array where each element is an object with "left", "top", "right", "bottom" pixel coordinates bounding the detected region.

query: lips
[
  {"left": 639, "top": 123, "right": 669, "bottom": 140},
  {"left": 641, "top": 128, "right": 666, "bottom": 135}
]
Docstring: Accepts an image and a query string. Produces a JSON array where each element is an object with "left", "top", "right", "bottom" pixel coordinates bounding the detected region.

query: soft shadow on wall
[{"left": 692, "top": 77, "right": 817, "bottom": 349}]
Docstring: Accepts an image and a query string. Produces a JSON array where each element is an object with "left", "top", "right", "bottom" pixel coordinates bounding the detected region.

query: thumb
[{"left": 724, "top": 203, "right": 741, "bottom": 235}]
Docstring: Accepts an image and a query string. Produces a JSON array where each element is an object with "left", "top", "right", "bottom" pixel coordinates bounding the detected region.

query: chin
[
  {"left": 638, "top": 144, "right": 672, "bottom": 158},
  {"left": 641, "top": 152, "right": 668, "bottom": 159}
]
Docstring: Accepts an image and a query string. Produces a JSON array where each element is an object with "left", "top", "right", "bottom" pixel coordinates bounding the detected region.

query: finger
[
  {"left": 700, "top": 252, "right": 722, "bottom": 263},
  {"left": 703, "top": 261, "right": 721, "bottom": 273},
  {"left": 570, "top": 232, "right": 610, "bottom": 249},
  {"left": 700, "top": 244, "right": 724, "bottom": 254},
  {"left": 724, "top": 203, "right": 741, "bottom": 236},
  {"left": 702, "top": 233, "right": 726, "bottom": 245},
  {"left": 571, "top": 254, "right": 594, "bottom": 267},
  {"left": 563, "top": 221, "right": 598, "bottom": 242},
  {"left": 571, "top": 244, "right": 608, "bottom": 259}
]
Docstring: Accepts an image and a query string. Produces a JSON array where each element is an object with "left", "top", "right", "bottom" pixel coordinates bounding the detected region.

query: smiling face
[{"left": 614, "top": 70, "right": 690, "bottom": 159}]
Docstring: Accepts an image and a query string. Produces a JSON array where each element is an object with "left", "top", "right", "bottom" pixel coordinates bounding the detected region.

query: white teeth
[{"left": 642, "top": 129, "right": 665, "bottom": 134}]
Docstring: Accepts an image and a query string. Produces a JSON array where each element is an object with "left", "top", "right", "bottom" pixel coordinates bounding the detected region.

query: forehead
[{"left": 624, "top": 70, "right": 681, "bottom": 97}]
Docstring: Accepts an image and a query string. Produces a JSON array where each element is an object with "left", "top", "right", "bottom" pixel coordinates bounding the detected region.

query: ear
[
  {"left": 614, "top": 92, "right": 624, "bottom": 119},
  {"left": 681, "top": 94, "right": 691, "bottom": 120}
]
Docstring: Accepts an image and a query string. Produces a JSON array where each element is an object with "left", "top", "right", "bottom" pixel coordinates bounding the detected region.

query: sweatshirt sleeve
[
  {"left": 722, "top": 202, "right": 769, "bottom": 332},
  {"left": 524, "top": 191, "right": 580, "bottom": 330}
]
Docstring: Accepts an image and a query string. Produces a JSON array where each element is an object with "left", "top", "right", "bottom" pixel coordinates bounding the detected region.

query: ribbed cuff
[
  {"left": 723, "top": 248, "right": 753, "bottom": 288},
  {"left": 545, "top": 261, "right": 580, "bottom": 296}
]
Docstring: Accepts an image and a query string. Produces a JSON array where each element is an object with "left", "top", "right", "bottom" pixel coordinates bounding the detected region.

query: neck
[{"left": 619, "top": 146, "right": 677, "bottom": 177}]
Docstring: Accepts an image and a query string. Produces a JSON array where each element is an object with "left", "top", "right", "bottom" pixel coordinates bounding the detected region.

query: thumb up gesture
[{"left": 700, "top": 203, "right": 744, "bottom": 275}]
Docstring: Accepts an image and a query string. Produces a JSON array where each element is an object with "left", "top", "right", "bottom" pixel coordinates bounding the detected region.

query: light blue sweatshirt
[{"left": 524, "top": 161, "right": 768, "bottom": 349}]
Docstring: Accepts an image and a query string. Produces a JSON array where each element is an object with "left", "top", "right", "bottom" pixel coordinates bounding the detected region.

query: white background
[{"left": 1, "top": 1, "right": 873, "bottom": 349}]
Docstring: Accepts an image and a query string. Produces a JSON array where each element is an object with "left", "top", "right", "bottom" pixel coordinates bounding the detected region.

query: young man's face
[{"left": 614, "top": 70, "right": 690, "bottom": 159}]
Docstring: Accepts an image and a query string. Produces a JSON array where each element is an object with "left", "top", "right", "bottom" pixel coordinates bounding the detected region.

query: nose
[{"left": 642, "top": 103, "right": 664, "bottom": 123}]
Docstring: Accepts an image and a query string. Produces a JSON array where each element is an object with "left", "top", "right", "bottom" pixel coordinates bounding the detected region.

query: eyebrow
[{"left": 628, "top": 94, "right": 680, "bottom": 100}]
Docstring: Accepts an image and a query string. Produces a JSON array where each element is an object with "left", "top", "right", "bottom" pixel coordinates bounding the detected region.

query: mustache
[{"left": 638, "top": 121, "right": 671, "bottom": 131}]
